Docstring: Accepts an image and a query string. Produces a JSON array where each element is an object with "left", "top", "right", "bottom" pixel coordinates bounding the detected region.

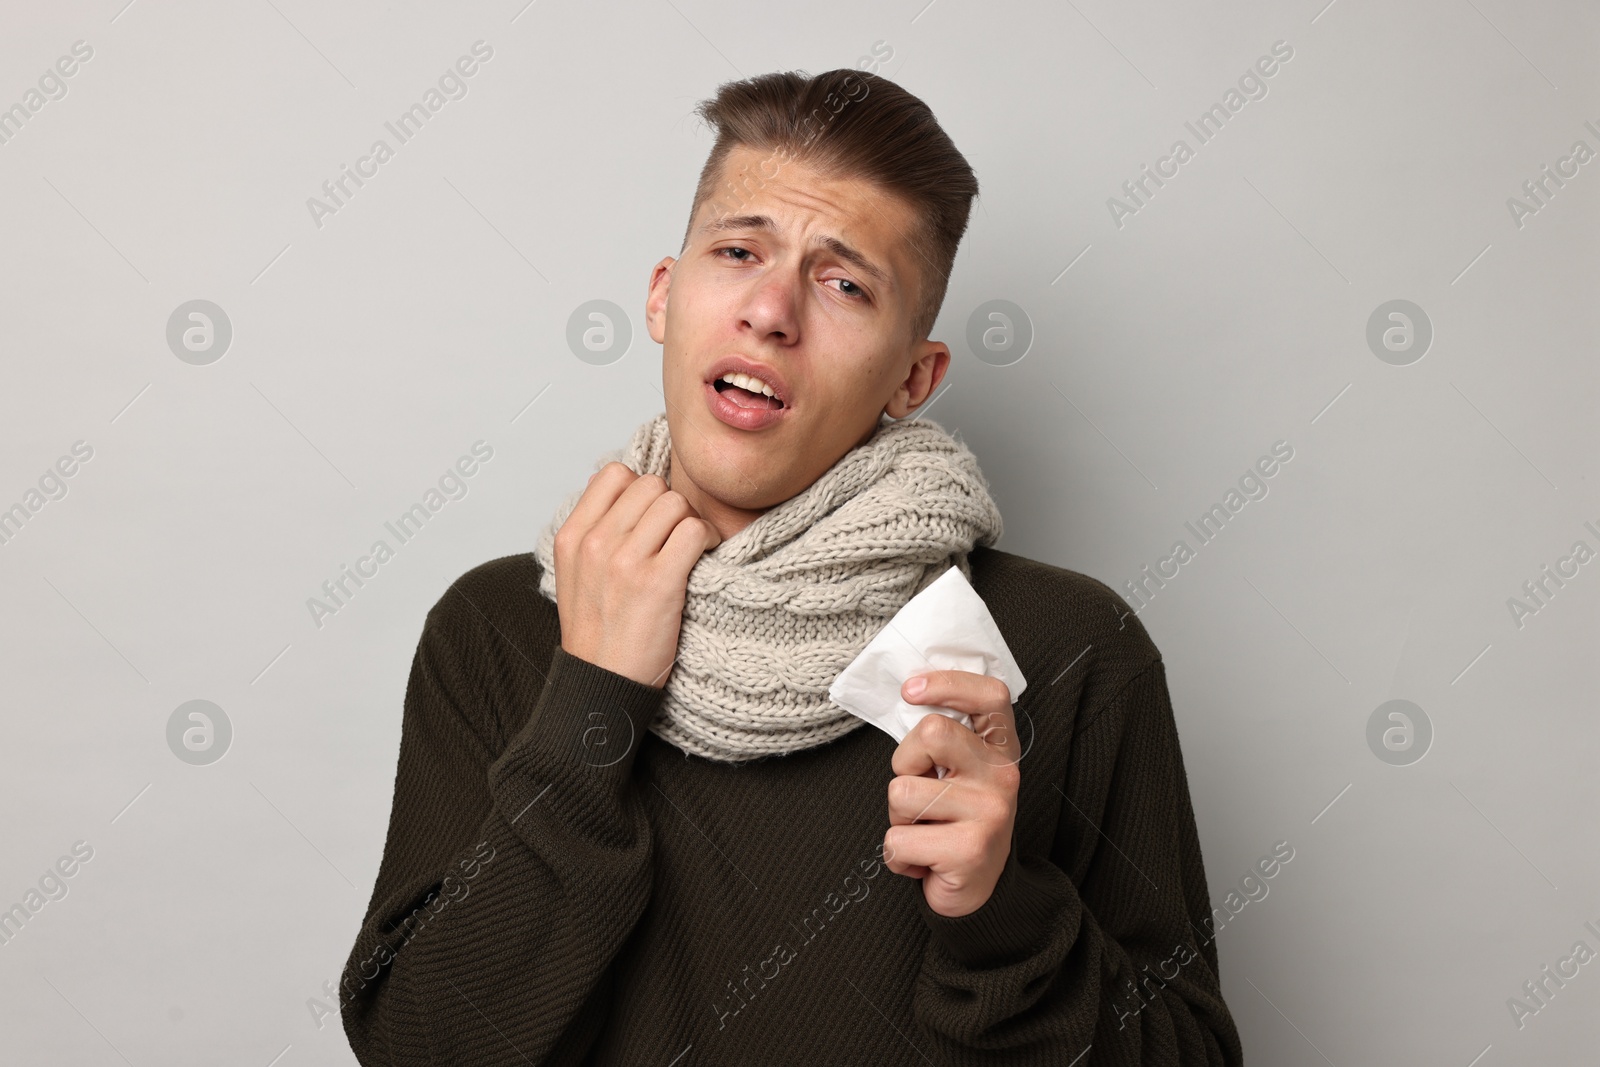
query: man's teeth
[{"left": 719, "top": 372, "right": 777, "bottom": 399}]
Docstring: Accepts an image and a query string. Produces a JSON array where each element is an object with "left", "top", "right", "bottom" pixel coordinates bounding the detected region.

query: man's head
[{"left": 644, "top": 69, "right": 979, "bottom": 540}]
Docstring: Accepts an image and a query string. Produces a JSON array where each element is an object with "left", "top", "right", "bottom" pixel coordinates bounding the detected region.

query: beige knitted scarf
[{"left": 532, "top": 411, "right": 1004, "bottom": 764}]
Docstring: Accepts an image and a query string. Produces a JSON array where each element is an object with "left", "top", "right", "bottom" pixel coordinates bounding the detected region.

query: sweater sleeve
[
  {"left": 909, "top": 660, "right": 1244, "bottom": 1065},
  {"left": 339, "top": 578, "right": 664, "bottom": 1066}
]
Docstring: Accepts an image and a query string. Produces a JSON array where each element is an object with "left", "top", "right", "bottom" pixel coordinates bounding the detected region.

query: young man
[{"left": 341, "top": 70, "right": 1244, "bottom": 1065}]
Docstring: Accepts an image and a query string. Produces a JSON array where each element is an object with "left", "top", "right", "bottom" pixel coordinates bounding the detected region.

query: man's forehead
[{"left": 715, "top": 147, "right": 894, "bottom": 221}]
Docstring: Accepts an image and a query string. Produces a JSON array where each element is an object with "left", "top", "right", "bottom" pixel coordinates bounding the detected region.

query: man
[{"left": 341, "top": 68, "right": 1243, "bottom": 1064}]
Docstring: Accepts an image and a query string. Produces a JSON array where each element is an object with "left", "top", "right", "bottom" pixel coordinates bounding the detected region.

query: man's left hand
[{"left": 885, "top": 670, "right": 1021, "bottom": 918}]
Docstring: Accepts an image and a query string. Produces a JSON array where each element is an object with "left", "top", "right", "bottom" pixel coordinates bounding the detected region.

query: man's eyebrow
[{"left": 699, "top": 213, "right": 891, "bottom": 286}]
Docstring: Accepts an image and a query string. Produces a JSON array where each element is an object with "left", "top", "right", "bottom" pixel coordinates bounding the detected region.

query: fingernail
[{"left": 904, "top": 675, "right": 927, "bottom": 698}]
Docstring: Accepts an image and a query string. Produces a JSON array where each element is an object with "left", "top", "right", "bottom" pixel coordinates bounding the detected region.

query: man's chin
[{"left": 681, "top": 443, "right": 799, "bottom": 513}]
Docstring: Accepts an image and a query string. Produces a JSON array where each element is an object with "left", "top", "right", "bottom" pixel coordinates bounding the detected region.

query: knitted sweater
[{"left": 339, "top": 546, "right": 1244, "bottom": 1065}]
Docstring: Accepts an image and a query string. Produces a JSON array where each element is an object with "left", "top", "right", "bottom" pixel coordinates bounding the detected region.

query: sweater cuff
[
  {"left": 917, "top": 846, "right": 1067, "bottom": 969},
  {"left": 489, "top": 645, "right": 666, "bottom": 791}
]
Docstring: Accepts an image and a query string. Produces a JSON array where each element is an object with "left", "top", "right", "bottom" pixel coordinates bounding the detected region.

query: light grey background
[{"left": 2, "top": 1, "right": 1595, "bottom": 1064}]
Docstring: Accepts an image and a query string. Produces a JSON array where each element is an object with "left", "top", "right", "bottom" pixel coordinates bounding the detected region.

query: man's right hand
[{"left": 552, "top": 462, "right": 723, "bottom": 688}]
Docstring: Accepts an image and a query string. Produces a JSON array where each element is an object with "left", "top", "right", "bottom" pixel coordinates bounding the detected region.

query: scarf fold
[{"left": 532, "top": 411, "right": 1003, "bottom": 764}]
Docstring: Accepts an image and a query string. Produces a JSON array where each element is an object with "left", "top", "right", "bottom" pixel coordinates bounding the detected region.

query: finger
[
  {"left": 886, "top": 861, "right": 929, "bottom": 880},
  {"left": 560, "top": 462, "right": 638, "bottom": 542},
  {"left": 890, "top": 712, "right": 987, "bottom": 780},
  {"left": 883, "top": 852, "right": 929, "bottom": 880},
  {"left": 968, "top": 703, "right": 1019, "bottom": 769},
  {"left": 903, "top": 671, "right": 1019, "bottom": 770},
  {"left": 623, "top": 489, "right": 707, "bottom": 562},
  {"left": 880, "top": 835, "right": 928, "bottom": 879},
  {"left": 902, "top": 670, "right": 1013, "bottom": 717},
  {"left": 883, "top": 823, "right": 966, "bottom": 875},
  {"left": 588, "top": 471, "right": 674, "bottom": 547},
  {"left": 886, "top": 774, "right": 980, "bottom": 826},
  {"left": 658, "top": 514, "right": 721, "bottom": 576}
]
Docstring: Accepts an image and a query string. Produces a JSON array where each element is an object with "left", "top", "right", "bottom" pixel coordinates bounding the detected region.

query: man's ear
[
  {"left": 885, "top": 342, "right": 950, "bottom": 419},
  {"left": 646, "top": 256, "right": 675, "bottom": 344}
]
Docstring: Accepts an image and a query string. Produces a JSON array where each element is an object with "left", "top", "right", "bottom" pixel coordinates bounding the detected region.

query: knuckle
[
  {"left": 578, "top": 535, "right": 610, "bottom": 568},
  {"left": 982, "top": 791, "right": 1015, "bottom": 824},
  {"left": 888, "top": 776, "right": 915, "bottom": 806},
  {"left": 882, "top": 834, "right": 903, "bottom": 865}
]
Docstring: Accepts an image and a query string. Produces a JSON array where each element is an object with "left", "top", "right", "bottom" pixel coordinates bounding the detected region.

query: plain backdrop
[{"left": 0, "top": 1, "right": 1595, "bottom": 1064}]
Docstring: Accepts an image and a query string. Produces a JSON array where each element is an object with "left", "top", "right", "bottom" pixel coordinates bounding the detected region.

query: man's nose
[{"left": 739, "top": 268, "right": 802, "bottom": 339}]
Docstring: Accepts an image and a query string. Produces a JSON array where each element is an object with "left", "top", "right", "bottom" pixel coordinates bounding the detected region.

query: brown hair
[{"left": 683, "top": 69, "right": 979, "bottom": 344}]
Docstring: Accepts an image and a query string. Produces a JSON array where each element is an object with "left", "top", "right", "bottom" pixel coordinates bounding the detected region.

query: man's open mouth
[{"left": 713, "top": 374, "right": 785, "bottom": 411}]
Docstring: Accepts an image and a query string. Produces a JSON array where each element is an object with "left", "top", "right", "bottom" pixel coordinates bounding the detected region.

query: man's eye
[
  {"left": 831, "top": 278, "right": 867, "bottom": 300},
  {"left": 718, "top": 247, "right": 753, "bottom": 261}
]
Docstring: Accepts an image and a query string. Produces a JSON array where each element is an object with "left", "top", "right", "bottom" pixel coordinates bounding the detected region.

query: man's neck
[
  {"left": 666, "top": 449, "right": 768, "bottom": 543},
  {"left": 664, "top": 413, "right": 886, "bottom": 543}
]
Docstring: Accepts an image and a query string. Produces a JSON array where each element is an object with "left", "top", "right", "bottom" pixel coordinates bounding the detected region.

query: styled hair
[{"left": 683, "top": 69, "right": 979, "bottom": 344}]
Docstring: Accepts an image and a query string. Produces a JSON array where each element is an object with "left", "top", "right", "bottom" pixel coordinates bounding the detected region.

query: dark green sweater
[{"left": 340, "top": 546, "right": 1243, "bottom": 1064}]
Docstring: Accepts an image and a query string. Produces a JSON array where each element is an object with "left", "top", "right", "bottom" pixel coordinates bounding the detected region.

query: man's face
[{"left": 645, "top": 144, "right": 950, "bottom": 531}]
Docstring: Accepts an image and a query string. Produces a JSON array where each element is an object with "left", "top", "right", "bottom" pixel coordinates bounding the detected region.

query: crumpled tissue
[{"left": 828, "top": 565, "right": 1028, "bottom": 779}]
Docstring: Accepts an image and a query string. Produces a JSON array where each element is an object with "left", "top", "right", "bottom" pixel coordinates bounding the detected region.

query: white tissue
[{"left": 828, "top": 565, "right": 1028, "bottom": 778}]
